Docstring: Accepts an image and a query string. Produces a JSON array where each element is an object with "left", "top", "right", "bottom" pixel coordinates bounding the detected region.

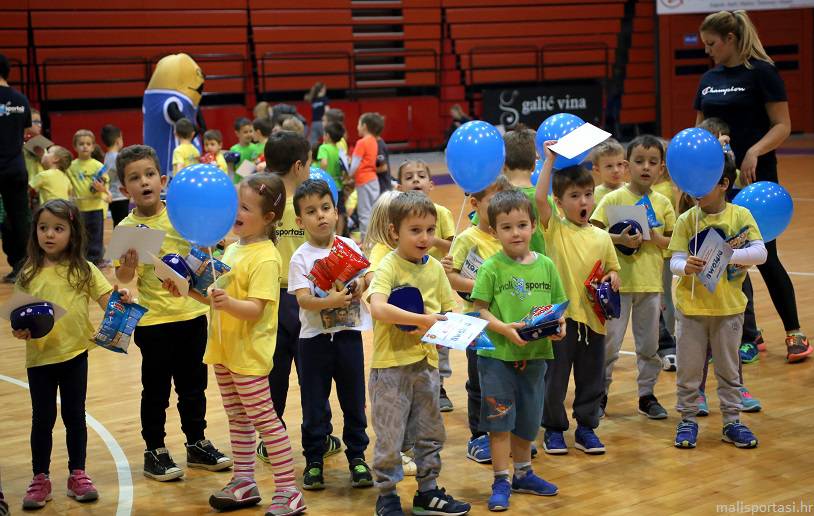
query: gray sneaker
[
  {"left": 638, "top": 395, "right": 668, "bottom": 419},
  {"left": 209, "top": 477, "right": 261, "bottom": 511},
  {"left": 439, "top": 387, "right": 454, "bottom": 412}
]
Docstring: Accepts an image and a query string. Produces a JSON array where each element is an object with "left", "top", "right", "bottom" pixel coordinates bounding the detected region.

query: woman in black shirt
[{"left": 694, "top": 10, "right": 811, "bottom": 363}]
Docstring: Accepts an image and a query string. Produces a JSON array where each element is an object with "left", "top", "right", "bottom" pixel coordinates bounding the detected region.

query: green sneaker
[
  {"left": 349, "top": 458, "right": 373, "bottom": 488},
  {"left": 739, "top": 342, "right": 760, "bottom": 364},
  {"left": 302, "top": 462, "right": 324, "bottom": 491}
]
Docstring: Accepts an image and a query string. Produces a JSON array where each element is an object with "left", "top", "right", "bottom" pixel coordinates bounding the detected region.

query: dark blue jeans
[{"left": 81, "top": 209, "right": 104, "bottom": 264}]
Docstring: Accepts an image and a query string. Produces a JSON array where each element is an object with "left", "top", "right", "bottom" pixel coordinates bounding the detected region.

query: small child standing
[
  {"left": 591, "top": 135, "right": 676, "bottom": 419},
  {"left": 203, "top": 129, "right": 229, "bottom": 173},
  {"left": 288, "top": 179, "right": 373, "bottom": 490},
  {"left": 100, "top": 124, "right": 128, "bottom": 226},
  {"left": 31, "top": 146, "right": 72, "bottom": 204},
  {"left": 367, "top": 191, "right": 471, "bottom": 516},
  {"left": 590, "top": 138, "right": 626, "bottom": 208},
  {"left": 171, "top": 118, "right": 200, "bottom": 176},
  {"left": 13, "top": 200, "right": 130, "bottom": 509},
  {"left": 230, "top": 117, "right": 260, "bottom": 178},
  {"left": 471, "top": 189, "right": 566, "bottom": 511},
  {"left": 534, "top": 142, "right": 620, "bottom": 455},
  {"left": 669, "top": 156, "right": 765, "bottom": 449},
  {"left": 318, "top": 122, "right": 347, "bottom": 234},
  {"left": 350, "top": 113, "right": 383, "bottom": 239},
  {"left": 67, "top": 129, "right": 109, "bottom": 266}
]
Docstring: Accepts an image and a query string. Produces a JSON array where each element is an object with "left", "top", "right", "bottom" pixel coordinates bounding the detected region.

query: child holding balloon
[{"left": 668, "top": 155, "right": 766, "bottom": 449}]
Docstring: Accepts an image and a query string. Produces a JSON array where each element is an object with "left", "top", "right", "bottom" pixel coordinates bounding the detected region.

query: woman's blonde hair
[
  {"left": 700, "top": 10, "right": 772, "bottom": 68},
  {"left": 363, "top": 190, "right": 400, "bottom": 255}
]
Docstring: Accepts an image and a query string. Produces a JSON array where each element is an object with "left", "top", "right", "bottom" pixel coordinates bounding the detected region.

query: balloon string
[
  {"left": 691, "top": 203, "right": 698, "bottom": 300},
  {"left": 448, "top": 195, "right": 470, "bottom": 254},
  {"left": 209, "top": 246, "right": 223, "bottom": 346}
]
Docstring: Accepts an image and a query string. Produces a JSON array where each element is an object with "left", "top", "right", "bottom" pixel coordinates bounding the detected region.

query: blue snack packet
[
  {"left": 185, "top": 247, "right": 231, "bottom": 297},
  {"left": 636, "top": 195, "right": 663, "bottom": 229},
  {"left": 93, "top": 291, "right": 148, "bottom": 353},
  {"left": 88, "top": 164, "right": 108, "bottom": 193},
  {"left": 516, "top": 301, "right": 569, "bottom": 341},
  {"left": 464, "top": 312, "right": 496, "bottom": 351}
]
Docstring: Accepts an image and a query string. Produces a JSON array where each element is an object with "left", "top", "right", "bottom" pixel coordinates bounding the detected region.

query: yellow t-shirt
[
  {"left": 274, "top": 196, "right": 307, "bottom": 288},
  {"left": 652, "top": 179, "right": 676, "bottom": 209},
  {"left": 17, "top": 262, "right": 111, "bottom": 367},
  {"left": 367, "top": 252, "right": 456, "bottom": 369},
  {"left": 592, "top": 186, "right": 676, "bottom": 293},
  {"left": 668, "top": 204, "right": 761, "bottom": 317},
  {"left": 593, "top": 183, "right": 620, "bottom": 210},
  {"left": 429, "top": 203, "right": 456, "bottom": 261},
  {"left": 117, "top": 205, "right": 209, "bottom": 326},
  {"left": 67, "top": 158, "right": 108, "bottom": 212},
  {"left": 25, "top": 150, "right": 44, "bottom": 182},
  {"left": 172, "top": 143, "right": 200, "bottom": 172},
  {"left": 449, "top": 225, "right": 501, "bottom": 311},
  {"left": 543, "top": 212, "right": 620, "bottom": 334},
  {"left": 202, "top": 240, "right": 281, "bottom": 376},
  {"left": 367, "top": 242, "right": 393, "bottom": 274},
  {"left": 30, "top": 168, "right": 72, "bottom": 204},
  {"left": 215, "top": 152, "right": 228, "bottom": 173}
]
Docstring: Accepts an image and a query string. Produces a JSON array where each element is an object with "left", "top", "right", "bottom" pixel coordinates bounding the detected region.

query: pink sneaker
[
  {"left": 22, "top": 473, "right": 52, "bottom": 509},
  {"left": 265, "top": 488, "right": 306, "bottom": 516},
  {"left": 67, "top": 470, "right": 99, "bottom": 502}
]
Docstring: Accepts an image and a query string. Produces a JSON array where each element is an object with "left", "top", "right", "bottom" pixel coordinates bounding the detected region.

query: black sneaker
[
  {"left": 186, "top": 439, "right": 233, "bottom": 471},
  {"left": 375, "top": 494, "right": 404, "bottom": 516},
  {"left": 412, "top": 487, "right": 471, "bottom": 515},
  {"left": 302, "top": 462, "right": 325, "bottom": 490},
  {"left": 439, "top": 386, "right": 453, "bottom": 413},
  {"left": 349, "top": 458, "right": 373, "bottom": 488},
  {"left": 638, "top": 394, "right": 668, "bottom": 420},
  {"left": 324, "top": 434, "right": 342, "bottom": 458},
  {"left": 144, "top": 448, "right": 184, "bottom": 481}
]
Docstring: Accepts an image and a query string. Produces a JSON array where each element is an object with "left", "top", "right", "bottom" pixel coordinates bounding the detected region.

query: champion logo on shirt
[{"left": 701, "top": 86, "right": 746, "bottom": 96}]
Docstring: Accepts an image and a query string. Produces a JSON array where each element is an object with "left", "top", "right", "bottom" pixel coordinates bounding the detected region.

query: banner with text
[
  {"left": 657, "top": 0, "right": 814, "bottom": 15},
  {"left": 482, "top": 83, "right": 602, "bottom": 130}
]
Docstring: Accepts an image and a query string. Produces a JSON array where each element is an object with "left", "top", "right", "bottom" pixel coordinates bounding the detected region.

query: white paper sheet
[
  {"left": 0, "top": 291, "right": 67, "bottom": 322},
  {"left": 549, "top": 123, "right": 611, "bottom": 160},
  {"left": 236, "top": 160, "right": 256, "bottom": 178},
  {"left": 421, "top": 312, "right": 489, "bottom": 350},
  {"left": 150, "top": 253, "right": 190, "bottom": 297},
  {"left": 694, "top": 230, "right": 734, "bottom": 293},
  {"left": 104, "top": 226, "right": 166, "bottom": 261},
  {"left": 23, "top": 135, "right": 54, "bottom": 154},
  {"left": 606, "top": 205, "right": 651, "bottom": 240}
]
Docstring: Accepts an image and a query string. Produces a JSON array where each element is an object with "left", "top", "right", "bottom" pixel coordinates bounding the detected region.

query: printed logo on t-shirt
[
  {"left": 701, "top": 86, "right": 746, "bottom": 96},
  {"left": 275, "top": 227, "right": 306, "bottom": 238},
  {"left": 496, "top": 276, "right": 551, "bottom": 300},
  {"left": 0, "top": 102, "right": 25, "bottom": 116},
  {"left": 725, "top": 226, "right": 751, "bottom": 281}
]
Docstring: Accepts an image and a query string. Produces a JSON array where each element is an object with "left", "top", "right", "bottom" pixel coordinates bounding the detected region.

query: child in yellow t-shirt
[
  {"left": 67, "top": 129, "right": 109, "bottom": 266},
  {"left": 202, "top": 129, "right": 229, "bottom": 173},
  {"left": 13, "top": 199, "right": 129, "bottom": 509},
  {"left": 395, "top": 160, "right": 455, "bottom": 261},
  {"left": 366, "top": 191, "right": 471, "bottom": 516},
  {"left": 668, "top": 156, "right": 765, "bottom": 449},
  {"left": 165, "top": 173, "right": 306, "bottom": 514},
  {"left": 363, "top": 190, "right": 400, "bottom": 282},
  {"left": 171, "top": 118, "right": 200, "bottom": 176},
  {"left": 590, "top": 138, "right": 626, "bottom": 209},
  {"left": 31, "top": 146, "right": 73, "bottom": 204},
  {"left": 114, "top": 144, "right": 231, "bottom": 481},
  {"left": 591, "top": 135, "right": 675, "bottom": 419},
  {"left": 535, "top": 140, "right": 620, "bottom": 454}
]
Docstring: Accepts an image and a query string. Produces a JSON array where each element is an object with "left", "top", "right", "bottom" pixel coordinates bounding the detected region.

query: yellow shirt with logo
[
  {"left": 669, "top": 204, "right": 761, "bottom": 317},
  {"left": 274, "top": 196, "right": 307, "bottom": 288},
  {"left": 203, "top": 240, "right": 281, "bottom": 376},
  {"left": 117, "top": 205, "right": 209, "bottom": 326},
  {"left": 67, "top": 158, "right": 108, "bottom": 212},
  {"left": 543, "top": 212, "right": 620, "bottom": 334},
  {"left": 172, "top": 142, "right": 200, "bottom": 172},
  {"left": 18, "top": 262, "right": 111, "bottom": 367},
  {"left": 30, "top": 168, "right": 72, "bottom": 204},
  {"left": 429, "top": 203, "right": 455, "bottom": 261},
  {"left": 592, "top": 186, "right": 676, "bottom": 293},
  {"left": 450, "top": 225, "right": 501, "bottom": 311},
  {"left": 367, "top": 252, "right": 456, "bottom": 369}
]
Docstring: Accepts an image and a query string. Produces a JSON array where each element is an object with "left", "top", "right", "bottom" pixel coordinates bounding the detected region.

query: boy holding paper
[
  {"left": 669, "top": 156, "right": 765, "bottom": 449},
  {"left": 471, "top": 189, "right": 567, "bottom": 511},
  {"left": 114, "top": 145, "right": 232, "bottom": 481},
  {"left": 591, "top": 135, "right": 676, "bottom": 419}
]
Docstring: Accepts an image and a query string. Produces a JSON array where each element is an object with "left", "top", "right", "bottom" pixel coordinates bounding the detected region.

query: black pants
[
  {"left": 376, "top": 172, "right": 392, "bottom": 194},
  {"left": 465, "top": 346, "right": 485, "bottom": 440},
  {"left": 658, "top": 312, "right": 676, "bottom": 352},
  {"left": 81, "top": 209, "right": 104, "bottom": 264},
  {"left": 133, "top": 316, "right": 208, "bottom": 450},
  {"left": 298, "top": 330, "right": 369, "bottom": 464},
  {"left": 109, "top": 199, "right": 130, "bottom": 227},
  {"left": 27, "top": 352, "right": 88, "bottom": 475},
  {"left": 0, "top": 166, "right": 31, "bottom": 270},
  {"left": 543, "top": 320, "right": 605, "bottom": 432},
  {"left": 740, "top": 274, "right": 760, "bottom": 342}
]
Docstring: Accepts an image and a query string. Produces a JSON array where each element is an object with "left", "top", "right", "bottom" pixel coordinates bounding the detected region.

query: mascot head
[{"left": 147, "top": 53, "right": 205, "bottom": 106}]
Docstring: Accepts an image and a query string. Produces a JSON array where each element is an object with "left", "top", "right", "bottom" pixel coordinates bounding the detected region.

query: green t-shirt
[
  {"left": 471, "top": 251, "right": 566, "bottom": 361},
  {"left": 229, "top": 143, "right": 260, "bottom": 168},
  {"left": 471, "top": 187, "right": 546, "bottom": 255},
  {"left": 317, "top": 143, "right": 342, "bottom": 189}
]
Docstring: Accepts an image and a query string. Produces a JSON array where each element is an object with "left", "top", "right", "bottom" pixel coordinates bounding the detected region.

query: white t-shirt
[{"left": 288, "top": 236, "right": 373, "bottom": 339}]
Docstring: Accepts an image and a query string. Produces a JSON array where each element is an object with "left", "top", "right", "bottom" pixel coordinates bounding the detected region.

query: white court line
[
  {"left": 0, "top": 373, "right": 133, "bottom": 516},
  {"left": 619, "top": 351, "right": 636, "bottom": 356}
]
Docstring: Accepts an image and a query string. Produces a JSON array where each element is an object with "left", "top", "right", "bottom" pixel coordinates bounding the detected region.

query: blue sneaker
[
  {"left": 511, "top": 470, "right": 558, "bottom": 496},
  {"left": 739, "top": 342, "right": 760, "bottom": 364},
  {"left": 674, "top": 420, "right": 699, "bottom": 448},
  {"left": 697, "top": 390, "right": 709, "bottom": 417},
  {"left": 487, "top": 478, "right": 511, "bottom": 512},
  {"left": 722, "top": 421, "right": 758, "bottom": 449},
  {"left": 412, "top": 487, "right": 471, "bottom": 515},
  {"left": 542, "top": 431, "right": 567, "bottom": 455},
  {"left": 375, "top": 494, "right": 404, "bottom": 516},
  {"left": 740, "top": 387, "right": 762, "bottom": 413},
  {"left": 574, "top": 426, "right": 605, "bottom": 455},
  {"left": 466, "top": 435, "right": 491, "bottom": 464}
]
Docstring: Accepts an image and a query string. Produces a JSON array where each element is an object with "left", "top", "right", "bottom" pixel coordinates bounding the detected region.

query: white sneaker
[{"left": 662, "top": 354, "right": 677, "bottom": 372}]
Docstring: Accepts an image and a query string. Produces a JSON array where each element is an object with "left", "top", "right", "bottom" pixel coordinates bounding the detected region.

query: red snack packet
[
  {"left": 200, "top": 152, "right": 216, "bottom": 165},
  {"left": 307, "top": 238, "right": 370, "bottom": 293},
  {"left": 584, "top": 260, "right": 606, "bottom": 325}
]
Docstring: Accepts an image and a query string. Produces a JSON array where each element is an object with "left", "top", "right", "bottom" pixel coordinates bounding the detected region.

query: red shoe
[
  {"left": 755, "top": 333, "right": 766, "bottom": 352},
  {"left": 67, "top": 470, "right": 99, "bottom": 502},
  {"left": 22, "top": 473, "right": 52, "bottom": 509},
  {"left": 786, "top": 334, "right": 813, "bottom": 363}
]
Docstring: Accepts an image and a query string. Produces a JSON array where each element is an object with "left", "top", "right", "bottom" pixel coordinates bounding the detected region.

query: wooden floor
[{"left": 1, "top": 139, "right": 813, "bottom": 515}]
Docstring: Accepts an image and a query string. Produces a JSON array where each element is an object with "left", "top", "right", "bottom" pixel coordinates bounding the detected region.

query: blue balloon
[
  {"left": 535, "top": 113, "right": 589, "bottom": 169},
  {"left": 167, "top": 164, "right": 238, "bottom": 248},
  {"left": 309, "top": 166, "right": 339, "bottom": 205},
  {"left": 733, "top": 181, "right": 793, "bottom": 242},
  {"left": 666, "top": 128, "right": 724, "bottom": 198},
  {"left": 445, "top": 121, "right": 504, "bottom": 193}
]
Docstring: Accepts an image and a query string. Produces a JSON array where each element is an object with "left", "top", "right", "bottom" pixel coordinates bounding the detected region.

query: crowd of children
[{"left": 7, "top": 97, "right": 812, "bottom": 516}]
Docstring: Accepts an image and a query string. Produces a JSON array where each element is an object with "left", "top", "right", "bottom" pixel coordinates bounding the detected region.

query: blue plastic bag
[{"left": 93, "top": 291, "right": 148, "bottom": 353}]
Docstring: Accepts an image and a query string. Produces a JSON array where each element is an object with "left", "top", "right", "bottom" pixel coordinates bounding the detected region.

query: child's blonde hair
[
  {"left": 282, "top": 116, "right": 305, "bottom": 135},
  {"left": 72, "top": 129, "right": 94, "bottom": 148},
  {"left": 364, "top": 190, "right": 400, "bottom": 254},
  {"left": 590, "top": 137, "right": 625, "bottom": 163},
  {"left": 47, "top": 145, "right": 73, "bottom": 172}
]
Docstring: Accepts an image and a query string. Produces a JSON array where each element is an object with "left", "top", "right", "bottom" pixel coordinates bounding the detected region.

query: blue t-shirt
[{"left": 311, "top": 96, "right": 329, "bottom": 122}]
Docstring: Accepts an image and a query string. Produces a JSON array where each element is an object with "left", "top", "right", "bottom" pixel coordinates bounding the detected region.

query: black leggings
[{"left": 27, "top": 352, "right": 88, "bottom": 476}]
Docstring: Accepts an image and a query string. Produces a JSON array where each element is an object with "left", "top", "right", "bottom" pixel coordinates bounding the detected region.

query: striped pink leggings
[{"left": 214, "top": 364, "right": 296, "bottom": 489}]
